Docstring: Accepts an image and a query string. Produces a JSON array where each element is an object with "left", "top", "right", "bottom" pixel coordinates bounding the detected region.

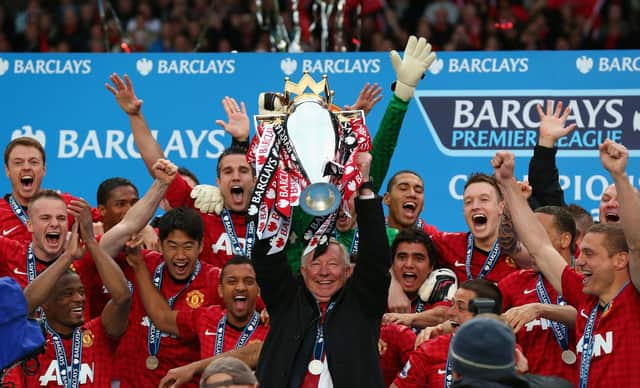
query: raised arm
[
  {"left": 99, "top": 159, "right": 177, "bottom": 257},
  {"left": 528, "top": 101, "right": 575, "bottom": 208},
  {"left": 503, "top": 302, "right": 577, "bottom": 333},
  {"left": 492, "top": 151, "right": 567, "bottom": 294},
  {"left": 352, "top": 152, "right": 392, "bottom": 316},
  {"left": 106, "top": 73, "right": 164, "bottom": 174},
  {"left": 72, "top": 199, "right": 131, "bottom": 337},
  {"left": 370, "top": 36, "right": 435, "bottom": 192},
  {"left": 126, "top": 238, "right": 180, "bottom": 336},
  {"left": 599, "top": 139, "right": 640, "bottom": 291}
]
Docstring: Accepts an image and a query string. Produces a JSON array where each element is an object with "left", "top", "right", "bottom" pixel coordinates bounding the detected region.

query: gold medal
[
  {"left": 308, "top": 359, "right": 324, "bottom": 375},
  {"left": 146, "top": 355, "right": 160, "bottom": 370},
  {"left": 561, "top": 350, "right": 576, "bottom": 365}
]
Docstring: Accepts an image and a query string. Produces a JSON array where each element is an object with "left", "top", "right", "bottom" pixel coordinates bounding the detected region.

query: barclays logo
[
  {"left": 136, "top": 58, "right": 153, "bottom": 76},
  {"left": 281, "top": 58, "right": 297, "bottom": 76},
  {"left": 11, "top": 125, "right": 46, "bottom": 147},
  {"left": 428, "top": 58, "right": 444, "bottom": 75},
  {"left": 576, "top": 56, "right": 594, "bottom": 74},
  {"left": 0, "top": 58, "right": 8, "bottom": 76}
]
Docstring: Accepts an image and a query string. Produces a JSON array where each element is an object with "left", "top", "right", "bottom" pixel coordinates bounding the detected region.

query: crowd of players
[
  {"left": 1, "top": 0, "right": 638, "bottom": 53},
  {"left": 1, "top": 34, "right": 639, "bottom": 388}
]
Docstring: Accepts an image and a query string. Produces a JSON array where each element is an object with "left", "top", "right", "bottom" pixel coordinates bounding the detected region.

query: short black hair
[
  {"left": 535, "top": 206, "right": 577, "bottom": 254},
  {"left": 157, "top": 207, "right": 204, "bottom": 243},
  {"left": 220, "top": 255, "right": 254, "bottom": 281},
  {"left": 178, "top": 166, "right": 200, "bottom": 186},
  {"left": 459, "top": 279, "right": 503, "bottom": 314},
  {"left": 386, "top": 170, "right": 423, "bottom": 193},
  {"left": 96, "top": 177, "right": 138, "bottom": 205},
  {"left": 216, "top": 145, "right": 254, "bottom": 178},
  {"left": 464, "top": 173, "right": 502, "bottom": 201},
  {"left": 390, "top": 227, "right": 440, "bottom": 268}
]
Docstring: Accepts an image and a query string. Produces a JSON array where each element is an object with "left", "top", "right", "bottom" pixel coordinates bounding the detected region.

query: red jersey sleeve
[
  {"left": 175, "top": 308, "right": 201, "bottom": 341},
  {"left": 561, "top": 265, "right": 587, "bottom": 308},
  {"left": 165, "top": 174, "right": 195, "bottom": 209}
]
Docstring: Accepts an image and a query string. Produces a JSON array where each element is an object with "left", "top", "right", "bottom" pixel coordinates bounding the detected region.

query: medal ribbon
[
  {"left": 147, "top": 260, "right": 201, "bottom": 358},
  {"left": 214, "top": 311, "right": 260, "bottom": 355},
  {"left": 312, "top": 301, "right": 336, "bottom": 363},
  {"left": 535, "top": 274, "right": 569, "bottom": 352},
  {"left": 44, "top": 322, "right": 82, "bottom": 388},
  {"left": 464, "top": 234, "right": 501, "bottom": 280},
  {"left": 579, "top": 281, "right": 629, "bottom": 388},
  {"left": 221, "top": 209, "right": 253, "bottom": 256},
  {"left": 8, "top": 194, "right": 29, "bottom": 226},
  {"left": 26, "top": 243, "right": 37, "bottom": 283},
  {"left": 443, "top": 357, "right": 453, "bottom": 388}
]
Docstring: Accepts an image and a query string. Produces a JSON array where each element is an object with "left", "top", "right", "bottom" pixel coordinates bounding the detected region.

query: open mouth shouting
[
  {"left": 21, "top": 175, "right": 35, "bottom": 190},
  {"left": 232, "top": 294, "right": 249, "bottom": 311},
  {"left": 604, "top": 212, "right": 620, "bottom": 223},
  {"left": 402, "top": 201, "right": 418, "bottom": 219},
  {"left": 471, "top": 213, "right": 488, "bottom": 231},
  {"left": 171, "top": 260, "right": 191, "bottom": 278},
  {"left": 45, "top": 231, "right": 61, "bottom": 247},
  {"left": 230, "top": 186, "right": 244, "bottom": 203},
  {"left": 401, "top": 271, "right": 418, "bottom": 290}
]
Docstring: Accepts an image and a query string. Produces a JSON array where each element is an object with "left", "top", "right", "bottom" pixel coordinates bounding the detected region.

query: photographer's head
[
  {"left": 448, "top": 316, "right": 515, "bottom": 381},
  {"left": 447, "top": 279, "right": 502, "bottom": 329}
]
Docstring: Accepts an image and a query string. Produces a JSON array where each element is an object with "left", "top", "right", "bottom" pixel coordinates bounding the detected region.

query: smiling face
[
  {"left": 575, "top": 232, "right": 618, "bottom": 299},
  {"left": 43, "top": 271, "right": 85, "bottom": 336},
  {"left": 160, "top": 229, "right": 203, "bottom": 281},
  {"left": 599, "top": 184, "right": 619, "bottom": 223},
  {"left": 27, "top": 196, "right": 68, "bottom": 261},
  {"left": 462, "top": 181, "right": 503, "bottom": 250},
  {"left": 384, "top": 172, "right": 425, "bottom": 230},
  {"left": 218, "top": 263, "right": 259, "bottom": 327},
  {"left": 300, "top": 242, "right": 352, "bottom": 302},
  {"left": 216, "top": 153, "right": 255, "bottom": 212},
  {"left": 392, "top": 242, "right": 434, "bottom": 299},
  {"left": 5, "top": 144, "right": 46, "bottom": 206}
]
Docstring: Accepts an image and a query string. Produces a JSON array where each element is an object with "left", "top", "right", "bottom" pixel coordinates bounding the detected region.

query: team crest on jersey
[
  {"left": 378, "top": 339, "right": 388, "bottom": 355},
  {"left": 82, "top": 329, "right": 94, "bottom": 348},
  {"left": 185, "top": 290, "right": 205, "bottom": 309},
  {"left": 505, "top": 256, "right": 517, "bottom": 268}
]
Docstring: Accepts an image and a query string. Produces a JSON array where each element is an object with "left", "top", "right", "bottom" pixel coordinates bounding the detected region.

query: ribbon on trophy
[{"left": 247, "top": 73, "right": 371, "bottom": 256}]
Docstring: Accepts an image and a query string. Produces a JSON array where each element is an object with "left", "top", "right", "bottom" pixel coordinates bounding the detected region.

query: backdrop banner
[{"left": 0, "top": 50, "right": 638, "bottom": 230}]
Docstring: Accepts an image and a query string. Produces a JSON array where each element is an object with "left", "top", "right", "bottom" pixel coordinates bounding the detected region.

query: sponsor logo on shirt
[
  {"left": 39, "top": 361, "right": 95, "bottom": 385},
  {"left": 212, "top": 233, "right": 247, "bottom": 256},
  {"left": 577, "top": 331, "right": 613, "bottom": 357},
  {"left": 523, "top": 288, "right": 536, "bottom": 295}
]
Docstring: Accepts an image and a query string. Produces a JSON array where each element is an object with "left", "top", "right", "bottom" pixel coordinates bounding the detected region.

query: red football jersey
[
  {"left": 379, "top": 324, "right": 416, "bottom": 388},
  {"left": 114, "top": 251, "right": 223, "bottom": 388},
  {"left": 429, "top": 230, "right": 517, "bottom": 283},
  {"left": 561, "top": 266, "right": 640, "bottom": 387},
  {"left": 4, "top": 318, "right": 117, "bottom": 387},
  {"left": 165, "top": 174, "right": 248, "bottom": 267},
  {"left": 499, "top": 269, "right": 578, "bottom": 383},
  {"left": 392, "top": 333, "right": 452, "bottom": 388},
  {"left": 176, "top": 305, "right": 269, "bottom": 359}
]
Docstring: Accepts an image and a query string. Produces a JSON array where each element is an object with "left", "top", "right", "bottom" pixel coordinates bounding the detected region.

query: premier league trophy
[{"left": 247, "top": 73, "right": 371, "bottom": 256}]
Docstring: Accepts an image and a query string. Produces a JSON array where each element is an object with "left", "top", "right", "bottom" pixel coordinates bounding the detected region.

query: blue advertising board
[{"left": 0, "top": 50, "right": 638, "bottom": 231}]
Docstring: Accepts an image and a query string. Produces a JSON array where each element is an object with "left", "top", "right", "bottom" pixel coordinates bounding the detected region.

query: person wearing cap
[
  {"left": 391, "top": 279, "right": 502, "bottom": 388},
  {"left": 252, "top": 152, "right": 391, "bottom": 387},
  {"left": 492, "top": 141, "right": 640, "bottom": 388},
  {"left": 449, "top": 316, "right": 572, "bottom": 387},
  {"left": 199, "top": 357, "right": 258, "bottom": 388}
]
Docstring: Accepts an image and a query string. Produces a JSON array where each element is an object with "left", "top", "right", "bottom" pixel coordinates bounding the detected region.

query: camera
[{"left": 468, "top": 298, "right": 498, "bottom": 315}]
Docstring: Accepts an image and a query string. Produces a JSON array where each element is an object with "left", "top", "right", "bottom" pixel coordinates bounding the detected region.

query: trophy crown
[{"left": 284, "top": 72, "right": 332, "bottom": 105}]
